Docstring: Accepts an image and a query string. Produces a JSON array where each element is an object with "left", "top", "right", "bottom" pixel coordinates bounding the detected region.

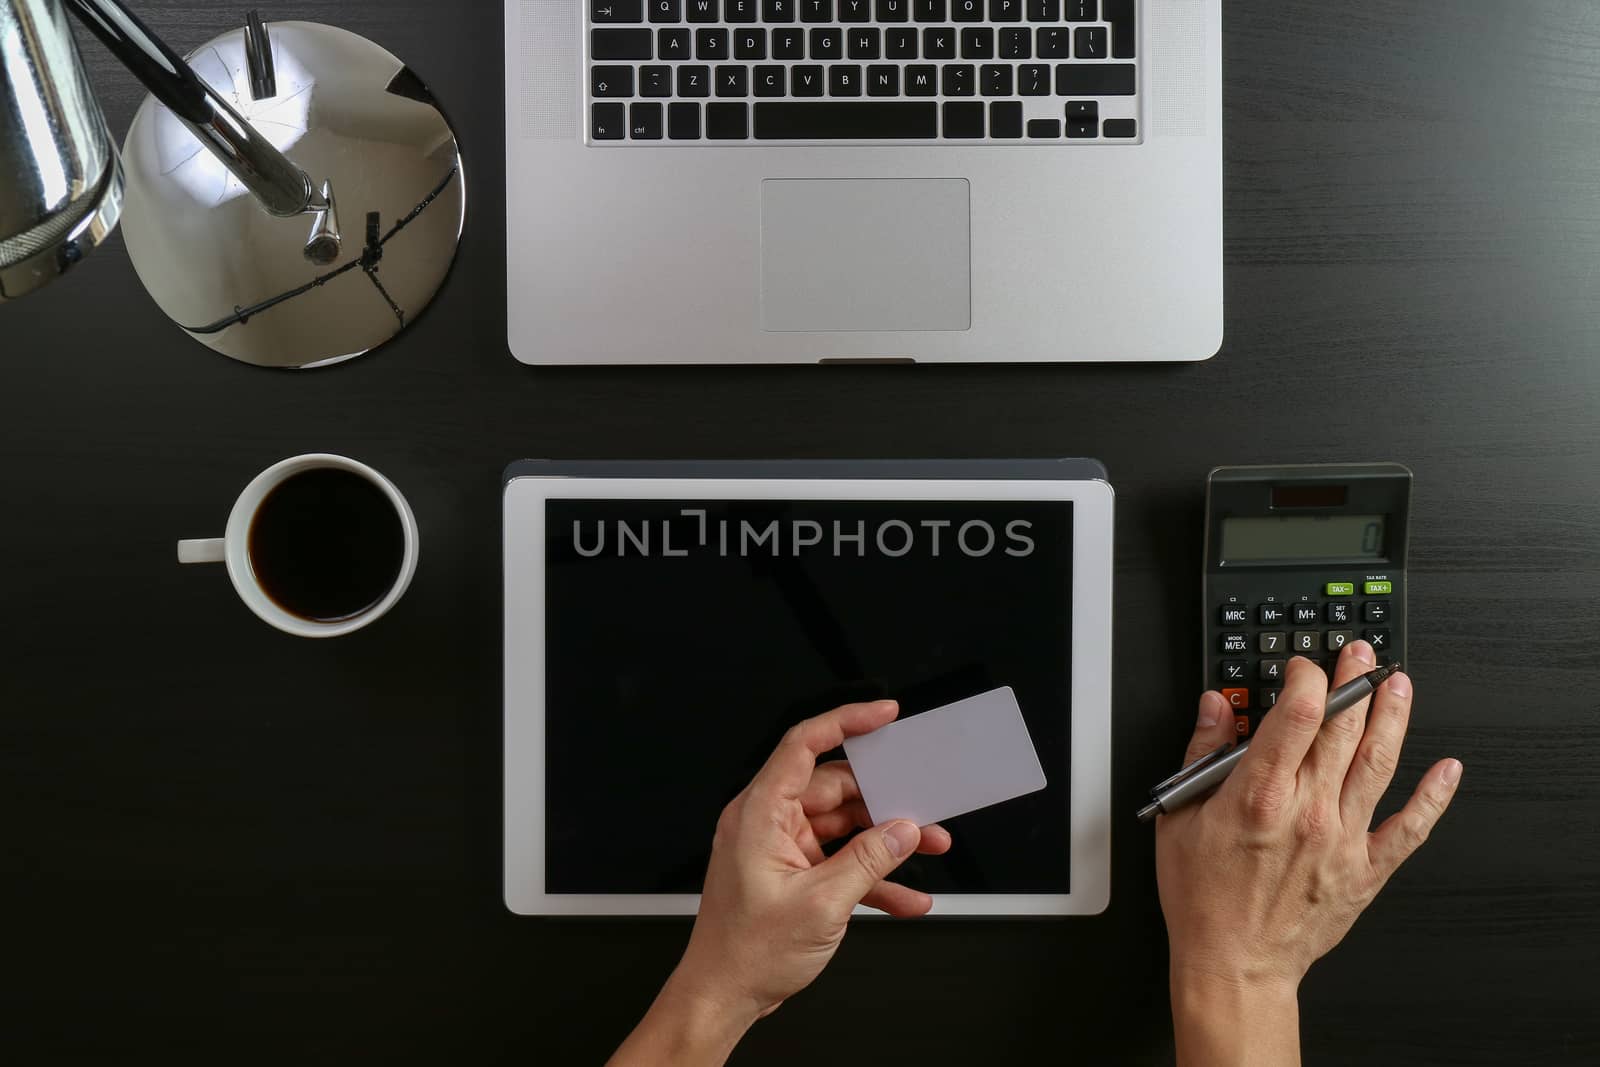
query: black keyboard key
[
  {"left": 1221, "top": 633, "right": 1248, "bottom": 654},
  {"left": 765, "top": 0, "right": 796, "bottom": 19},
  {"left": 1325, "top": 601, "right": 1352, "bottom": 624},
  {"left": 801, "top": 0, "right": 832, "bottom": 19},
  {"left": 1103, "top": 117, "right": 1136, "bottom": 137},
  {"left": 980, "top": 63, "right": 1012, "bottom": 95},
  {"left": 630, "top": 101, "right": 663, "bottom": 138},
  {"left": 647, "top": 0, "right": 680, "bottom": 21},
  {"left": 592, "top": 0, "right": 644, "bottom": 22},
  {"left": 1026, "top": 0, "right": 1057, "bottom": 19},
  {"left": 717, "top": 64, "right": 749, "bottom": 95},
  {"left": 943, "top": 100, "right": 984, "bottom": 137},
  {"left": 877, "top": 0, "right": 909, "bottom": 20},
  {"left": 1065, "top": 0, "right": 1093, "bottom": 19},
  {"left": 1363, "top": 600, "right": 1390, "bottom": 623},
  {"left": 592, "top": 102, "right": 625, "bottom": 139},
  {"left": 735, "top": 27, "right": 767, "bottom": 57},
  {"left": 952, "top": 0, "right": 983, "bottom": 19},
  {"left": 640, "top": 65, "right": 673, "bottom": 96},
  {"left": 886, "top": 26, "right": 918, "bottom": 57},
  {"left": 754, "top": 64, "right": 787, "bottom": 95},
  {"left": 1292, "top": 631, "right": 1319, "bottom": 654},
  {"left": 1000, "top": 27, "right": 1030, "bottom": 58},
  {"left": 990, "top": 100, "right": 1022, "bottom": 137},
  {"left": 1054, "top": 62, "right": 1135, "bottom": 94},
  {"left": 726, "top": 0, "right": 758, "bottom": 19},
  {"left": 773, "top": 28, "right": 804, "bottom": 57},
  {"left": 1363, "top": 628, "right": 1393, "bottom": 654},
  {"left": 1293, "top": 602, "right": 1319, "bottom": 625},
  {"left": 924, "top": 27, "right": 955, "bottom": 57},
  {"left": 1037, "top": 27, "right": 1070, "bottom": 57},
  {"left": 707, "top": 101, "right": 749, "bottom": 138},
  {"left": 989, "top": 0, "right": 1021, "bottom": 19},
  {"left": 754, "top": 100, "right": 938, "bottom": 137},
  {"left": 1258, "top": 602, "right": 1287, "bottom": 625},
  {"left": 1065, "top": 99, "right": 1097, "bottom": 118},
  {"left": 792, "top": 64, "right": 826, "bottom": 95},
  {"left": 914, "top": 0, "right": 945, "bottom": 19},
  {"left": 1027, "top": 118, "right": 1059, "bottom": 137},
  {"left": 1326, "top": 630, "right": 1354, "bottom": 653},
  {"left": 1074, "top": 25, "right": 1106, "bottom": 58},
  {"left": 850, "top": 28, "right": 881, "bottom": 57},
  {"left": 1258, "top": 632, "right": 1286, "bottom": 655},
  {"left": 592, "top": 28, "right": 653, "bottom": 59},
  {"left": 905, "top": 64, "right": 938, "bottom": 94},
  {"left": 678, "top": 64, "right": 711, "bottom": 96},
  {"left": 1221, "top": 660, "right": 1248, "bottom": 683},
  {"left": 1260, "top": 659, "right": 1286, "bottom": 683},
  {"left": 811, "top": 27, "right": 843, "bottom": 58},
  {"left": 668, "top": 101, "right": 700, "bottom": 138},
  {"left": 942, "top": 64, "right": 974, "bottom": 95},
  {"left": 829, "top": 64, "right": 863, "bottom": 95},
  {"left": 1104, "top": 0, "right": 1134, "bottom": 57},
  {"left": 697, "top": 28, "right": 730, "bottom": 58},
  {"left": 1067, "top": 117, "right": 1097, "bottom": 137},
  {"left": 659, "top": 27, "right": 692, "bottom": 57},
  {"left": 867, "top": 64, "right": 900, "bottom": 95},
  {"left": 687, "top": 0, "right": 718, "bottom": 19},
  {"left": 1018, "top": 62, "right": 1050, "bottom": 94},
  {"left": 592, "top": 65, "right": 635, "bottom": 96},
  {"left": 839, "top": 0, "right": 872, "bottom": 20},
  {"left": 961, "top": 27, "right": 994, "bottom": 58}
]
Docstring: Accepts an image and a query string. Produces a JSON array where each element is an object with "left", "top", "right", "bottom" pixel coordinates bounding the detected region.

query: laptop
[{"left": 504, "top": 0, "right": 1221, "bottom": 364}]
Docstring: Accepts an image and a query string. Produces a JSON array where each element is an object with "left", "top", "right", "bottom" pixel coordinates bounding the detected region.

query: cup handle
[{"left": 177, "top": 538, "right": 226, "bottom": 564}]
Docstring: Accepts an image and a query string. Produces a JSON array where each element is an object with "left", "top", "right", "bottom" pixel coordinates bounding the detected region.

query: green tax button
[
  {"left": 1363, "top": 580, "right": 1393, "bottom": 596},
  {"left": 1324, "top": 581, "right": 1355, "bottom": 597}
]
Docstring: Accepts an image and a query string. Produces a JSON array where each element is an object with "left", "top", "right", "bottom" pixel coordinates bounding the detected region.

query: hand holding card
[{"left": 842, "top": 686, "right": 1048, "bottom": 828}]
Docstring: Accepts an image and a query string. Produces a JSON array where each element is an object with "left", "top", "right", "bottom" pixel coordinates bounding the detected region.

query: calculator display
[{"left": 1221, "top": 515, "right": 1386, "bottom": 563}]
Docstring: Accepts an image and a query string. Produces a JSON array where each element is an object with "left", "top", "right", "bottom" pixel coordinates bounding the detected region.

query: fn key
[{"left": 592, "top": 102, "right": 625, "bottom": 140}]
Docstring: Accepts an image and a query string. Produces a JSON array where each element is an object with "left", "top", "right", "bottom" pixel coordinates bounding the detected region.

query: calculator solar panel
[{"left": 586, "top": 0, "right": 1143, "bottom": 143}]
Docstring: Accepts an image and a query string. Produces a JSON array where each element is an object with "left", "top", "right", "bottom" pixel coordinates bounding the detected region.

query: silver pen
[{"left": 1137, "top": 662, "right": 1404, "bottom": 824}]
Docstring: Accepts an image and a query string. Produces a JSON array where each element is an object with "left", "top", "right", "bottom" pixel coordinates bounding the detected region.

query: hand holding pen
[{"left": 1153, "top": 641, "right": 1463, "bottom": 1065}]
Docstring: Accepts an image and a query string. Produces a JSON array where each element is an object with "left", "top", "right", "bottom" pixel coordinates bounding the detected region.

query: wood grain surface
[{"left": 2, "top": 0, "right": 1597, "bottom": 1062}]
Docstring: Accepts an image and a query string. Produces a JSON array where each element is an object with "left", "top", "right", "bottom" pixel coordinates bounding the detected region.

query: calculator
[{"left": 1203, "top": 464, "right": 1411, "bottom": 739}]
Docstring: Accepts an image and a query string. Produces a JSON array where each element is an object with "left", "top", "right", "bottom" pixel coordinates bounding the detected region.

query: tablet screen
[{"left": 543, "top": 498, "right": 1072, "bottom": 895}]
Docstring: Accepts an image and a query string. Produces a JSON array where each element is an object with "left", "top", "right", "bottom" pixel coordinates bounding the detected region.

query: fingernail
[
  {"left": 1197, "top": 694, "right": 1222, "bottom": 728},
  {"left": 1441, "top": 759, "right": 1463, "bottom": 787},
  {"left": 1386, "top": 671, "right": 1411, "bottom": 699},
  {"left": 1349, "top": 640, "right": 1374, "bottom": 665},
  {"left": 884, "top": 821, "right": 919, "bottom": 858}
]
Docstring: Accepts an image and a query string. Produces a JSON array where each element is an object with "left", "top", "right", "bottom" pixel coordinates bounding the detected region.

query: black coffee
[{"left": 247, "top": 468, "right": 405, "bottom": 622}]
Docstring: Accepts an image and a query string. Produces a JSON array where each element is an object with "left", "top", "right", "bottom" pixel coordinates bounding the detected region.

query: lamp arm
[{"left": 63, "top": 0, "right": 313, "bottom": 217}]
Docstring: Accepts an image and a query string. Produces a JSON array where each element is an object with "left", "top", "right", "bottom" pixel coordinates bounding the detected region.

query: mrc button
[{"left": 1219, "top": 604, "right": 1249, "bottom": 625}]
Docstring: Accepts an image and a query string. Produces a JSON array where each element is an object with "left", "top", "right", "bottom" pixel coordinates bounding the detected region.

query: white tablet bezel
[{"left": 504, "top": 476, "right": 1113, "bottom": 917}]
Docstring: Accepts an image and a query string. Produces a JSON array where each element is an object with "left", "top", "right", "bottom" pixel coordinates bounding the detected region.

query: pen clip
[{"left": 1150, "top": 741, "right": 1236, "bottom": 797}]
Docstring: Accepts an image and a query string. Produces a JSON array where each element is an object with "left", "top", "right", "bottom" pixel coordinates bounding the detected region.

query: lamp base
[{"left": 120, "top": 21, "right": 465, "bottom": 369}]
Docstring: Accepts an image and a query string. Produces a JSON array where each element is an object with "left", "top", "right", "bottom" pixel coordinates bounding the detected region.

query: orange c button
[{"left": 1221, "top": 688, "right": 1250, "bottom": 710}]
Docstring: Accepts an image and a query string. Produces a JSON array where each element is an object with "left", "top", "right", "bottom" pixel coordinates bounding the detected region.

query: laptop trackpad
[{"left": 760, "top": 179, "right": 971, "bottom": 333}]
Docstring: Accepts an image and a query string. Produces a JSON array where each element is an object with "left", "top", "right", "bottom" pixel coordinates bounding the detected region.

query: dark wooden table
[{"left": 4, "top": 0, "right": 1598, "bottom": 1062}]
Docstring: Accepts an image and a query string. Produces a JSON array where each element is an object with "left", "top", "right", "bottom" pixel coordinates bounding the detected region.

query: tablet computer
[{"left": 504, "top": 460, "right": 1113, "bottom": 916}]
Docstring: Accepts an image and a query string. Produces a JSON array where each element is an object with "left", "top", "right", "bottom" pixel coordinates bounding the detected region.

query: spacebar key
[{"left": 755, "top": 102, "right": 937, "bottom": 139}]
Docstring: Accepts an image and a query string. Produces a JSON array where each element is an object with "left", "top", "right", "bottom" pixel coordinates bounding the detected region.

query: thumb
[
  {"left": 811, "top": 820, "right": 921, "bottom": 908},
  {"left": 1183, "top": 691, "right": 1237, "bottom": 766}
]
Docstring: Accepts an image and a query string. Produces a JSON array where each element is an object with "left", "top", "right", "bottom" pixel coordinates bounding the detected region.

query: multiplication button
[{"left": 1363, "top": 629, "right": 1392, "bottom": 653}]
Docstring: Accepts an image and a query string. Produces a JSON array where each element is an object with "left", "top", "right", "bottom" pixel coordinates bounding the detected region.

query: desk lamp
[{"left": 0, "top": 0, "right": 464, "bottom": 367}]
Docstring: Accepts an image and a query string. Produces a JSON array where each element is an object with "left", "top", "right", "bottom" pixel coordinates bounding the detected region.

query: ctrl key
[{"left": 592, "top": 102, "right": 625, "bottom": 140}]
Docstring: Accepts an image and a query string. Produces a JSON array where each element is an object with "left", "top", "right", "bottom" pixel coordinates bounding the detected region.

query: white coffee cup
[{"left": 178, "top": 453, "right": 419, "bottom": 638}]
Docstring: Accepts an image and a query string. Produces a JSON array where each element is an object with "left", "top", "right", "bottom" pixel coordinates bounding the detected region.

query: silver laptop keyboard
[{"left": 587, "top": 0, "right": 1140, "bottom": 144}]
